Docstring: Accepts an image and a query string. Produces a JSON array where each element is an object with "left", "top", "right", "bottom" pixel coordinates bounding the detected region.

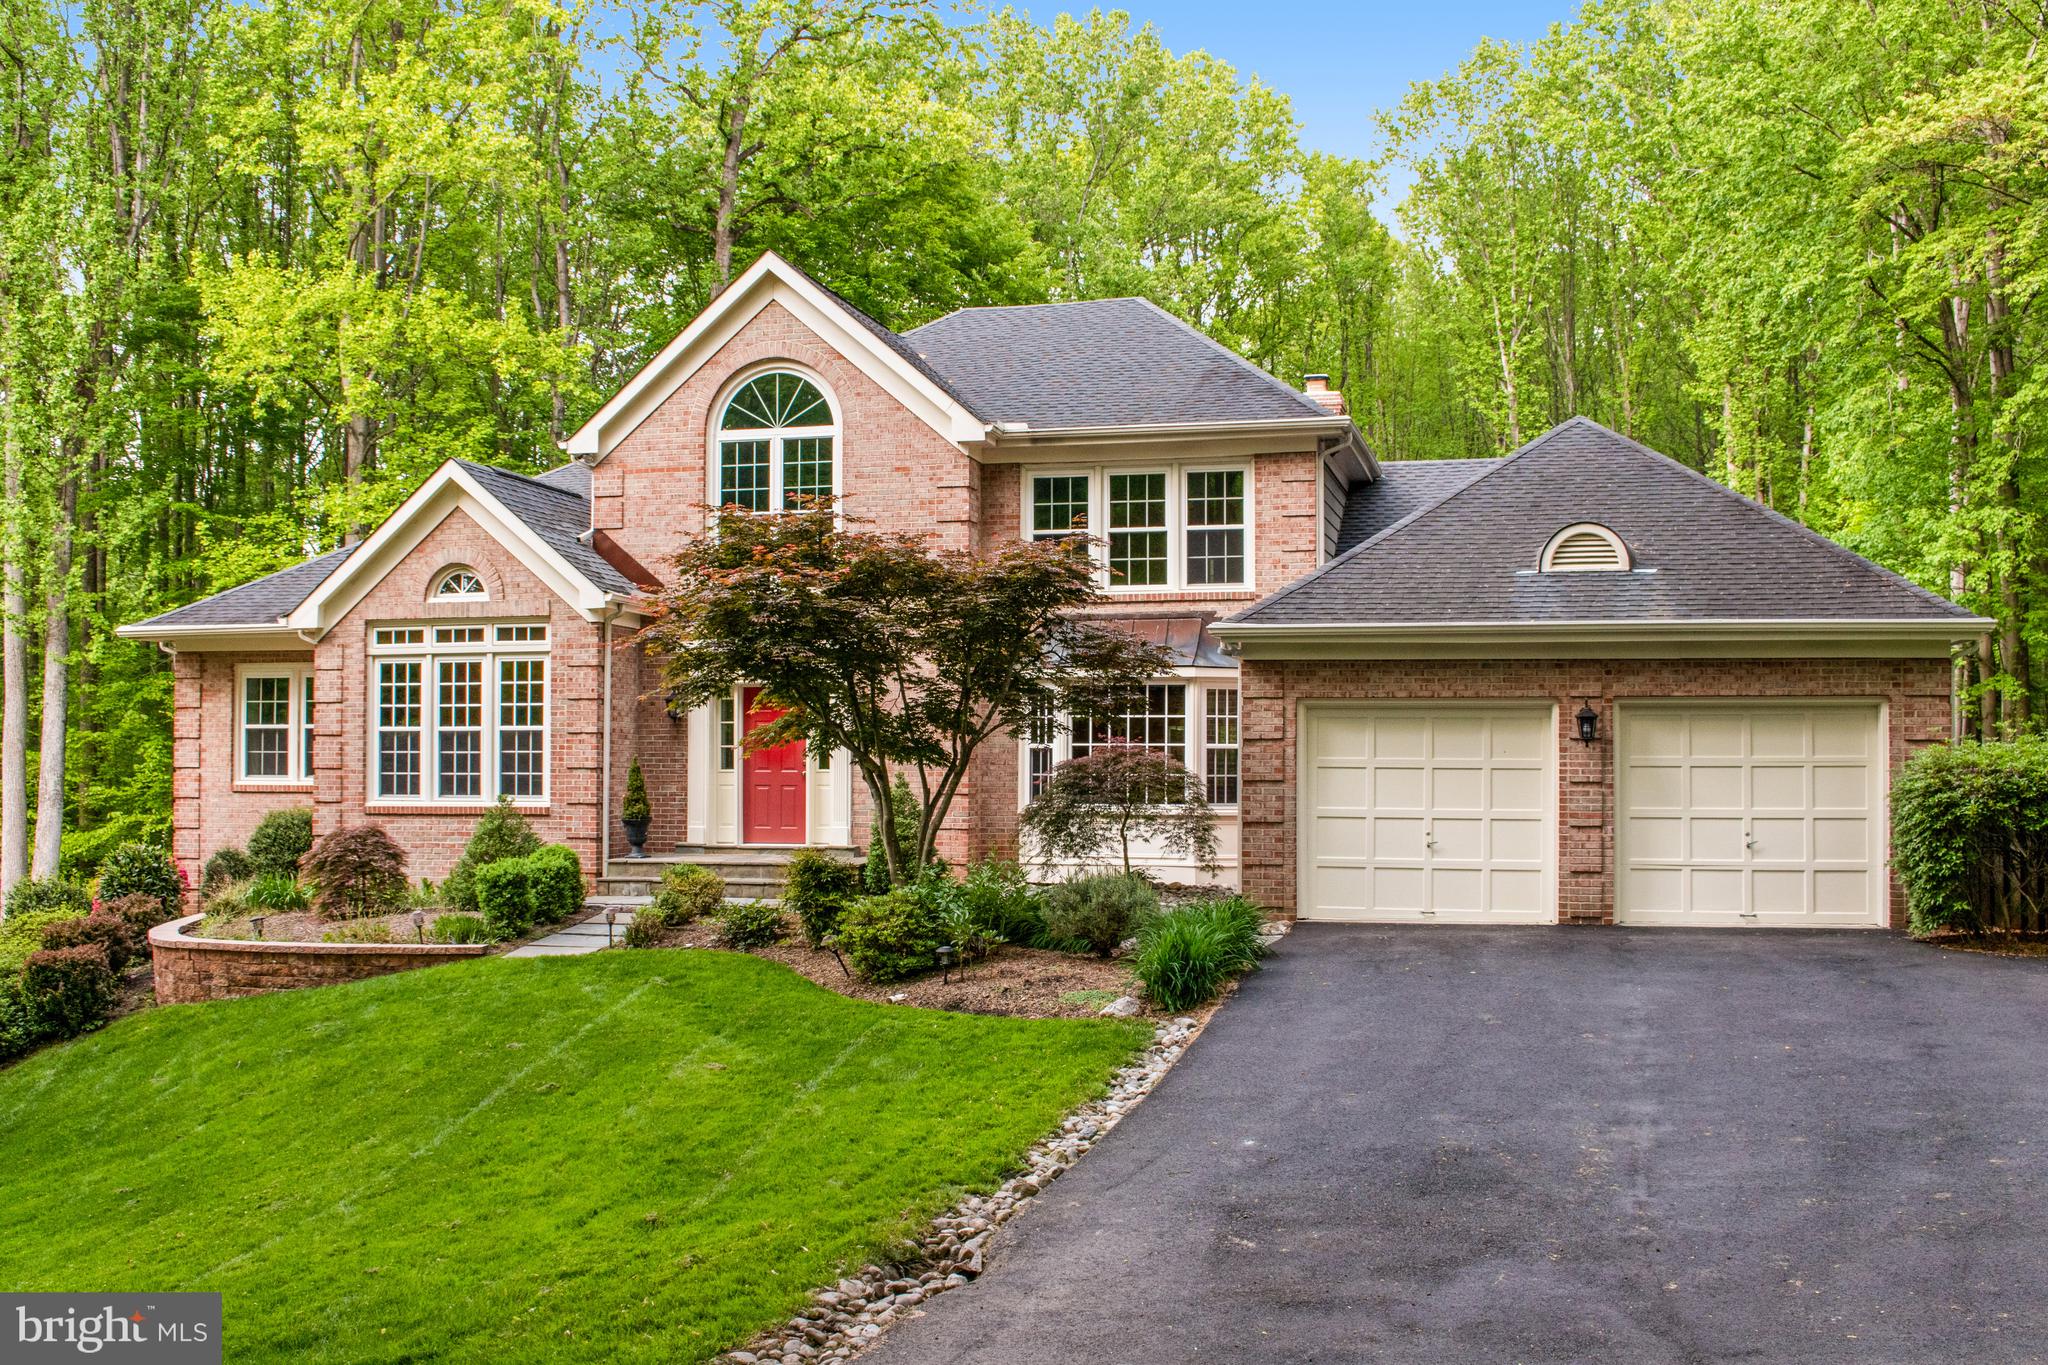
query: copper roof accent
[{"left": 1089, "top": 613, "right": 1234, "bottom": 669}]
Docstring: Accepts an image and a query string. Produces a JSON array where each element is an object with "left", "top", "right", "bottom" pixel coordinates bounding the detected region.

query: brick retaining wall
[{"left": 148, "top": 915, "right": 490, "bottom": 1004}]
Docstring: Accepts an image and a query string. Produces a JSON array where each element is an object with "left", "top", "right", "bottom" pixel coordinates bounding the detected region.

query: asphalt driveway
[{"left": 874, "top": 927, "right": 2048, "bottom": 1364}]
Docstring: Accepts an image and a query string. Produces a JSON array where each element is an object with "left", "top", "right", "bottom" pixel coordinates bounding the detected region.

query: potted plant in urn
[{"left": 621, "top": 758, "right": 652, "bottom": 859}]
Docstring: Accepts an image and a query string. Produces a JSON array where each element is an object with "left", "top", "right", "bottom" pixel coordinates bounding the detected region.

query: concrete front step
[{"left": 601, "top": 846, "right": 858, "bottom": 902}]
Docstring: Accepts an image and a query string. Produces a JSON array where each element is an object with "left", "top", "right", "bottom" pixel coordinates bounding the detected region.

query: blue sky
[{"left": 1105, "top": 2, "right": 1569, "bottom": 160}]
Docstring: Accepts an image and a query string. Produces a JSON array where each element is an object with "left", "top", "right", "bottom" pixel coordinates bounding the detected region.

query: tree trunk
[
  {"left": 1, "top": 450, "right": 27, "bottom": 901},
  {"left": 30, "top": 463, "right": 72, "bottom": 878}
]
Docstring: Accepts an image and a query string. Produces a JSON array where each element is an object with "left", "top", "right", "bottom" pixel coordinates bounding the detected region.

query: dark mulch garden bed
[
  {"left": 1917, "top": 930, "right": 2048, "bottom": 959},
  {"left": 626, "top": 919, "right": 1146, "bottom": 1019}
]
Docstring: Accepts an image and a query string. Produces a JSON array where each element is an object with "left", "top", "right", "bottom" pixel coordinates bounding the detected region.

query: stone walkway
[{"left": 503, "top": 908, "right": 635, "bottom": 957}]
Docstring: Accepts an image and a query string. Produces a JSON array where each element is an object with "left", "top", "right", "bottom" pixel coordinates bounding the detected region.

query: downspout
[{"left": 599, "top": 604, "right": 622, "bottom": 873}]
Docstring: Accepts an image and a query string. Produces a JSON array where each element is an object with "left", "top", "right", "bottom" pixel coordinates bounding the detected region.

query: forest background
[{"left": 0, "top": 0, "right": 2037, "bottom": 881}]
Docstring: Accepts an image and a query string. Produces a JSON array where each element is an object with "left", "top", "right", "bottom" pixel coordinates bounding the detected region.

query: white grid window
[
  {"left": 718, "top": 371, "right": 837, "bottom": 513},
  {"left": 1024, "top": 680, "right": 1240, "bottom": 809},
  {"left": 376, "top": 661, "right": 424, "bottom": 798},
  {"left": 238, "top": 666, "right": 315, "bottom": 783},
  {"left": 718, "top": 696, "right": 737, "bottom": 771},
  {"left": 1204, "top": 688, "right": 1239, "bottom": 806},
  {"left": 1027, "top": 464, "right": 1250, "bottom": 591},
  {"left": 242, "top": 675, "right": 293, "bottom": 778},
  {"left": 370, "top": 623, "right": 548, "bottom": 803}
]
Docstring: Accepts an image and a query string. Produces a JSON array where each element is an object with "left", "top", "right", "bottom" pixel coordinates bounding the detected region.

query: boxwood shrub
[
  {"left": 474, "top": 845, "right": 586, "bottom": 940},
  {"left": 716, "top": 899, "right": 785, "bottom": 949},
  {"left": 647, "top": 864, "right": 725, "bottom": 927},
  {"left": 247, "top": 808, "right": 315, "bottom": 877},
  {"left": 834, "top": 888, "right": 948, "bottom": 982},
  {"left": 1893, "top": 738, "right": 2048, "bottom": 935},
  {"left": 444, "top": 799, "right": 542, "bottom": 913},
  {"left": 784, "top": 848, "right": 861, "bottom": 947}
]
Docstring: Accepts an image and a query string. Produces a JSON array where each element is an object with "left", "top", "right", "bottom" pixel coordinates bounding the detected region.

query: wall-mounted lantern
[{"left": 1575, "top": 703, "right": 1600, "bottom": 745}]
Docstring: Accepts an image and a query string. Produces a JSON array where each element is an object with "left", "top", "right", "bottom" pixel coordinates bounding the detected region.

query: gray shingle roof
[
  {"left": 454, "top": 461, "right": 634, "bottom": 596},
  {"left": 127, "top": 544, "right": 360, "bottom": 631},
  {"left": 124, "top": 459, "right": 628, "bottom": 634},
  {"left": 904, "top": 298, "right": 1335, "bottom": 429},
  {"left": 1338, "top": 458, "right": 1501, "bottom": 552},
  {"left": 1232, "top": 418, "right": 1974, "bottom": 627}
]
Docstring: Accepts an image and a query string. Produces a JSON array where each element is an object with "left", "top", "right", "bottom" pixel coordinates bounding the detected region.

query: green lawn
[{"left": 0, "top": 950, "right": 1146, "bottom": 1362}]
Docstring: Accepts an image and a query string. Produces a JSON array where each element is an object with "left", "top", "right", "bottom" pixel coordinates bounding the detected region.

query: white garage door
[
  {"left": 1301, "top": 707, "right": 1554, "bottom": 923},
  {"left": 1616, "top": 704, "right": 1884, "bottom": 927}
]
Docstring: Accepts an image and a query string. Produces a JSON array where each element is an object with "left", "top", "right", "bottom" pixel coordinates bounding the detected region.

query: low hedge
[
  {"left": 1892, "top": 738, "right": 2048, "bottom": 935},
  {"left": 39, "top": 912, "right": 146, "bottom": 974},
  {"left": 716, "top": 899, "right": 785, "bottom": 949},
  {"left": 475, "top": 845, "right": 585, "bottom": 940},
  {"left": 833, "top": 888, "right": 947, "bottom": 983}
]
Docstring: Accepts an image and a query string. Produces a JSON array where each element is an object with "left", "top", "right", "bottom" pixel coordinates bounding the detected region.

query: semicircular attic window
[
  {"left": 1540, "top": 524, "right": 1631, "bottom": 573},
  {"left": 432, "top": 567, "right": 487, "bottom": 600}
]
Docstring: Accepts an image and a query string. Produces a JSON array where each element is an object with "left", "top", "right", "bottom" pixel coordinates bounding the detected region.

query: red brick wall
[
  {"left": 173, "top": 649, "right": 317, "bottom": 876},
  {"left": 1237, "top": 656, "right": 1954, "bottom": 928}
]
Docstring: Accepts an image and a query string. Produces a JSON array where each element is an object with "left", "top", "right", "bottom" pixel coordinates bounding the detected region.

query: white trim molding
[{"left": 1210, "top": 616, "right": 1998, "bottom": 661}]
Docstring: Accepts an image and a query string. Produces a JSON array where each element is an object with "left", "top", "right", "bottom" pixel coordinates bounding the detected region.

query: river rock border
[{"left": 721, "top": 1013, "right": 1203, "bottom": 1365}]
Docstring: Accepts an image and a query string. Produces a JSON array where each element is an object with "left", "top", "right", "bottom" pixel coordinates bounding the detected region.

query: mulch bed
[
  {"left": 1917, "top": 931, "right": 2048, "bottom": 959},
  {"left": 191, "top": 908, "right": 471, "bottom": 944},
  {"left": 628, "top": 921, "right": 1146, "bottom": 1019}
]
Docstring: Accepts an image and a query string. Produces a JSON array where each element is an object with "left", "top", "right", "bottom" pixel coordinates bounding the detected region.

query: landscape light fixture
[
  {"left": 411, "top": 908, "right": 427, "bottom": 943},
  {"left": 605, "top": 907, "right": 618, "bottom": 945},
  {"left": 249, "top": 914, "right": 266, "bottom": 940},
  {"left": 936, "top": 944, "right": 957, "bottom": 983},
  {"left": 1576, "top": 703, "right": 1600, "bottom": 745}
]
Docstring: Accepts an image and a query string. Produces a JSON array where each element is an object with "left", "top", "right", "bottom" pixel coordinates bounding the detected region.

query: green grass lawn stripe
[{"left": 0, "top": 951, "right": 1146, "bottom": 1363}]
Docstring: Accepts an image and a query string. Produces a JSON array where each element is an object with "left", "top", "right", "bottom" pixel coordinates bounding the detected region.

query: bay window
[
  {"left": 370, "top": 623, "right": 549, "bottom": 803},
  {"left": 1026, "top": 681, "right": 1240, "bottom": 808},
  {"left": 1026, "top": 463, "right": 1251, "bottom": 590},
  {"left": 238, "top": 665, "right": 315, "bottom": 783}
]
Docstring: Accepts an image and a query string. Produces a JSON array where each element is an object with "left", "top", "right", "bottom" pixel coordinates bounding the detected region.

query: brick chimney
[{"left": 1302, "top": 374, "right": 1346, "bottom": 416}]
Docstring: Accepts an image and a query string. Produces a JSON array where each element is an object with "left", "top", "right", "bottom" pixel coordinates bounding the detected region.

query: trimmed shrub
[
  {"left": 5, "top": 876, "right": 94, "bottom": 921},
  {"left": 621, "top": 914, "right": 667, "bottom": 948},
  {"left": 834, "top": 888, "right": 947, "bottom": 983},
  {"left": 957, "top": 859, "right": 1046, "bottom": 949},
  {"left": 96, "top": 843, "right": 184, "bottom": 920},
  {"left": 1041, "top": 873, "right": 1158, "bottom": 957},
  {"left": 648, "top": 864, "right": 724, "bottom": 927},
  {"left": 40, "top": 912, "right": 146, "bottom": 973},
  {"left": 716, "top": 899, "right": 785, "bottom": 949},
  {"left": 0, "top": 910, "right": 88, "bottom": 977},
  {"left": 785, "top": 848, "right": 862, "bottom": 948},
  {"left": 245, "top": 872, "right": 310, "bottom": 913},
  {"left": 247, "top": 807, "right": 315, "bottom": 877},
  {"left": 302, "top": 825, "right": 409, "bottom": 920},
  {"left": 622, "top": 758, "right": 651, "bottom": 824},
  {"left": 1893, "top": 738, "right": 2048, "bottom": 935},
  {"left": 526, "top": 846, "right": 587, "bottom": 925},
  {"left": 201, "top": 847, "right": 257, "bottom": 893},
  {"left": 22, "top": 944, "right": 118, "bottom": 1037},
  {"left": 863, "top": 774, "right": 923, "bottom": 892},
  {"left": 444, "top": 798, "right": 543, "bottom": 913},
  {"left": 475, "top": 860, "right": 539, "bottom": 940},
  {"left": 1132, "top": 896, "right": 1267, "bottom": 1011}
]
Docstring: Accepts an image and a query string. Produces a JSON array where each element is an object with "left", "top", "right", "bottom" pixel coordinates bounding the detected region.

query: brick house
[{"left": 120, "top": 252, "right": 1989, "bottom": 928}]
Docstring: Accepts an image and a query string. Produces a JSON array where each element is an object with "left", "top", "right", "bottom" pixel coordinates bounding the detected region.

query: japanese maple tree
[{"left": 641, "top": 503, "right": 1166, "bottom": 885}]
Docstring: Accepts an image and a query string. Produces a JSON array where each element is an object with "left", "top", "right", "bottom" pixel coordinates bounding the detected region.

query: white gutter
[
  {"left": 1211, "top": 616, "right": 1996, "bottom": 641},
  {"left": 983, "top": 414, "right": 1353, "bottom": 443}
]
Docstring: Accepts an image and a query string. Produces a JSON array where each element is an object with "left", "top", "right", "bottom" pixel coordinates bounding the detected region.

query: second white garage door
[
  {"left": 1616, "top": 704, "right": 1885, "bottom": 927},
  {"left": 1301, "top": 706, "right": 1554, "bottom": 923}
]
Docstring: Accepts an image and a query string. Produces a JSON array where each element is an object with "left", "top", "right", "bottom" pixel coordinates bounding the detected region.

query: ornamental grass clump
[
  {"left": 1132, "top": 896, "right": 1268, "bottom": 1011},
  {"left": 1892, "top": 738, "right": 2048, "bottom": 936}
]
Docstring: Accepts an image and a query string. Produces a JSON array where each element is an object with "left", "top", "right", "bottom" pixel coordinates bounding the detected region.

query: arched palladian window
[
  {"left": 717, "top": 371, "right": 836, "bottom": 512},
  {"left": 432, "top": 566, "right": 487, "bottom": 600}
]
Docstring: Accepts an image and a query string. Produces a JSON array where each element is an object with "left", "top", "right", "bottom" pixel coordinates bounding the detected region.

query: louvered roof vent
[{"left": 1541, "top": 523, "right": 1631, "bottom": 573}]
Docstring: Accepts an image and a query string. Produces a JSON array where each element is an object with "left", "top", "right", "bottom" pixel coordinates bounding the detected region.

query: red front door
[{"left": 741, "top": 688, "right": 807, "bottom": 844}]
